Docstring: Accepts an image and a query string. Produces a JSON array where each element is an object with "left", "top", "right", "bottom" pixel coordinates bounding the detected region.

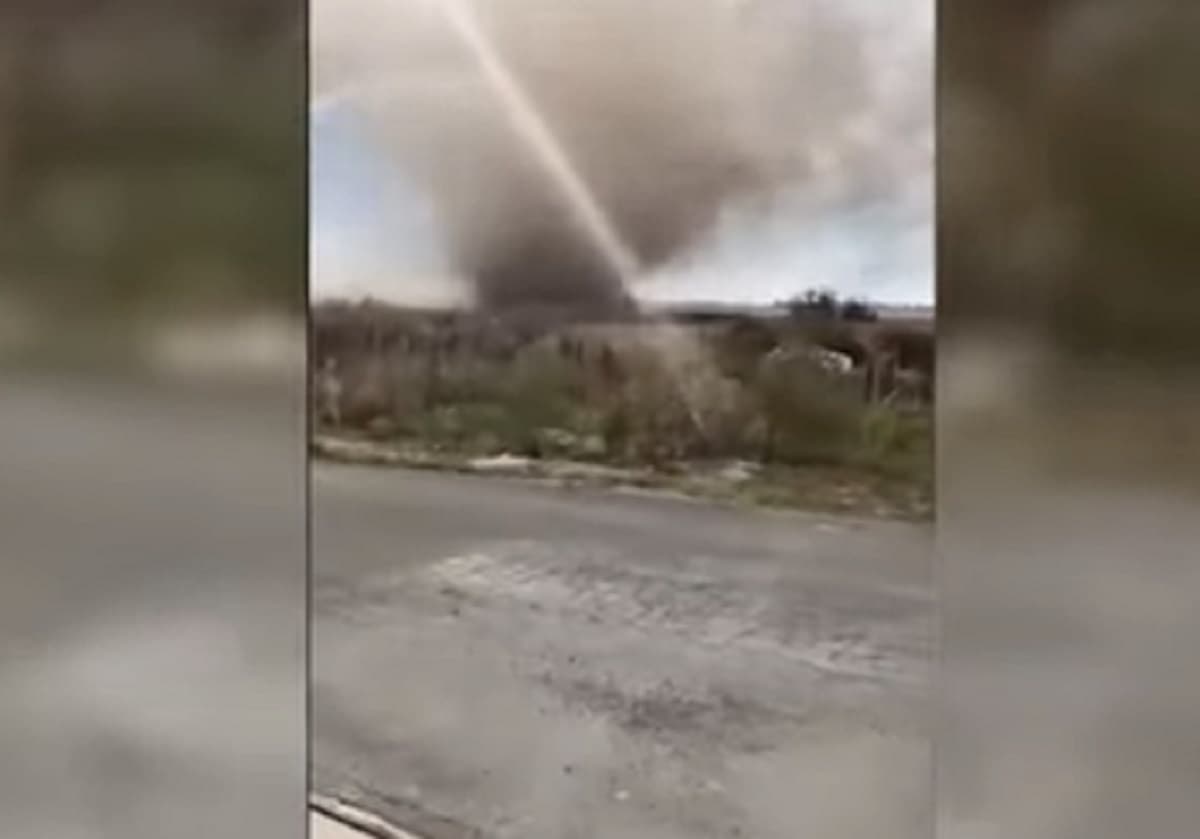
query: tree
[
  {"left": 839, "top": 298, "right": 879, "bottom": 322},
  {"left": 786, "top": 288, "right": 839, "bottom": 320}
]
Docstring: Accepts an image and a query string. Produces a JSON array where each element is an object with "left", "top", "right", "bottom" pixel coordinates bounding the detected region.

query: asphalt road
[{"left": 313, "top": 462, "right": 934, "bottom": 839}]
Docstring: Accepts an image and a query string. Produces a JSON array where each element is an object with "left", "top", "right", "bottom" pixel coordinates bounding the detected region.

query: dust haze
[{"left": 313, "top": 0, "right": 931, "bottom": 314}]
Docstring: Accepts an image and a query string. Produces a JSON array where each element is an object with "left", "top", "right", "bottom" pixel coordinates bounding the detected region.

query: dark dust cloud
[{"left": 314, "top": 0, "right": 930, "bottom": 315}]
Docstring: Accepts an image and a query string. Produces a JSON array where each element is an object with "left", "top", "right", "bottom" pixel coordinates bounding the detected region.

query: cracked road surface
[{"left": 313, "top": 462, "right": 933, "bottom": 839}]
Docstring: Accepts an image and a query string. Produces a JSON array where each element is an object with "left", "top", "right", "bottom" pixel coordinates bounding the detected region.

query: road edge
[
  {"left": 311, "top": 794, "right": 427, "bottom": 839},
  {"left": 311, "top": 433, "right": 932, "bottom": 522}
]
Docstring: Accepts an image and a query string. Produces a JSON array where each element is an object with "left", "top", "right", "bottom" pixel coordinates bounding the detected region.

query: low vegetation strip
[
  {"left": 310, "top": 298, "right": 933, "bottom": 520},
  {"left": 312, "top": 433, "right": 931, "bottom": 520}
]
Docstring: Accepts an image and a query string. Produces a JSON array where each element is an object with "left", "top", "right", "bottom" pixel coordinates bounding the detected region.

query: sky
[
  {"left": 310, "top": 0, "right": 934, "bottom": 307},
  {"left": 310, "top": 108, "right": 466, "bottom": 307}
]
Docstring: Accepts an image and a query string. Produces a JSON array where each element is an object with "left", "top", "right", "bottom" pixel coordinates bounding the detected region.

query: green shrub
[
  {"left": 856, "top": 406, "right": 933, "bottom": 482},
  {"left": 753, "top": 358, "right": 864, "bottom": 465},
  {"left": 319, "top": 318, "right": 932, "bottom": 494}
]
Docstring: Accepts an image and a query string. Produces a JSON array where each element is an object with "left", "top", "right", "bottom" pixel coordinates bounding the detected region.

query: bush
[
  {"left": 857, "top": 406, "right": 933, "bottom": 483},
  {"left": 314, "top": 308, "right": 932, "bottom": 492},
  {"left": 753, "top": 354, "right": 864, "bottom": 465}
]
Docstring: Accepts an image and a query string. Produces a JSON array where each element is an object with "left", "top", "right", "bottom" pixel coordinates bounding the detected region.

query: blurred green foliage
[
  {"left": 940, "top": 0, "right": 1200, "bottom": 367},
  {"left": 0, "top": 1, "right": 304, "bottom": 324}
]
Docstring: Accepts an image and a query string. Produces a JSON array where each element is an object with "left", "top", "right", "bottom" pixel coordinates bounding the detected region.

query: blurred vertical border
[
  {"left": 940, "top": 1, "right": 1200, "bottom": 837},
  {"left": 0, "top": 1, "right": 308, "bottom": 837}
]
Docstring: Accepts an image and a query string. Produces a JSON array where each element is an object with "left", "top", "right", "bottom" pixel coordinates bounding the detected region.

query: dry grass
[{"left": 312, "top": 302, "right": 932, "bottom": 517}]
